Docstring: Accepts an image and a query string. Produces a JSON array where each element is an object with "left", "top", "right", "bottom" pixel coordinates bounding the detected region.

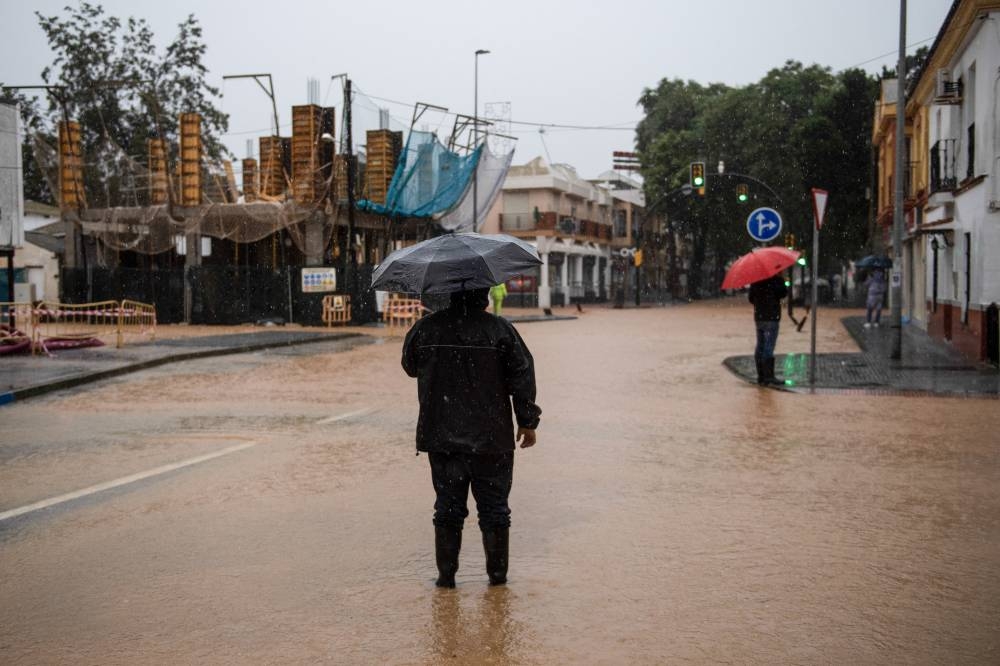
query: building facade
[
  {"left": 902, "top": 0, "right": 1000, "bottom": 363},
  {"left": 482, "top": 157, "right": 646, "bottom": 308}
]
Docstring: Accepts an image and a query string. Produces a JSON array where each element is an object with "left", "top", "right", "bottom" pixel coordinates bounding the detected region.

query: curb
[{"left": 5, "top": 332, "right": 365, "bottom": 405}]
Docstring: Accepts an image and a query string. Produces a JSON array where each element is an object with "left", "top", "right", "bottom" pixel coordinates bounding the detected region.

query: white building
[
  {"left": 481, "top": 157, "right": 644, "bottom": 308},
  {"left": 909, "top": 0, "right": 1000, "bottom": 363}
]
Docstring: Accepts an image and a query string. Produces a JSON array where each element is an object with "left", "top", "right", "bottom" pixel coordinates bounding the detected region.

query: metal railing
[
  {"left": 500, "top": 213, "right": 535, "bottom": 231},
  {"left": 930, "top": 139, "right": 957, "bottom": 193},
  {"left": 0, "top": 300, "right": 157, "bottom": 355}
]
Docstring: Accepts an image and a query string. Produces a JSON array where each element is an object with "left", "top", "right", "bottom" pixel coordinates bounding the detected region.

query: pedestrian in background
[
  {"left": 748, "top": 274, "right": 788, "bottom": 386},
  {"left": 864, "top": 269, "right": 887, "bottom": 328},
  {"left": 402, "top": 288, "right": 541, "bottom": 588},
  {"left": 490, "top": 281, "right": 508, "bottom": 317}
]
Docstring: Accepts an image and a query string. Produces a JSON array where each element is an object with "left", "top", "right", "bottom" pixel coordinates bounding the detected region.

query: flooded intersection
[{"left": 1, "top": 301, "right": 998, "bottom": 664}]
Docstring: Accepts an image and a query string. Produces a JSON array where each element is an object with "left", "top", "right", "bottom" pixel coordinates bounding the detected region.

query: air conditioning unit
[{"left": 935, "top": 69, "right": 962, "bottom": 102}]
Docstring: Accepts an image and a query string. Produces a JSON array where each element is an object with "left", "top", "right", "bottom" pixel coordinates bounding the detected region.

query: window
[
  {"left": 967, "top": 122, "right": 975, "bottom": 179},
  {"left": 613, "top": 210, "right": 627, "bottom": 238}
]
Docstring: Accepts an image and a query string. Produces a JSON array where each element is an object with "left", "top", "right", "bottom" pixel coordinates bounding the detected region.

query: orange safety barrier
[
  {"left": 0, "top": 300, "right": 157, "bottom": 355},
  {"left": 1, "top": 302, "right": 37, "bottom": 350},
  {"left": 383, "top": 294, "right": 427, "bottom": 335},
  {"left": 34, "top": 300, "right": 122, "bottom": 352},
  {"left": 322, "top": 294, "right": 352, "bottom": 326},
  {"left": 119, "top": 300, "right": 158, "bottom": 346}
]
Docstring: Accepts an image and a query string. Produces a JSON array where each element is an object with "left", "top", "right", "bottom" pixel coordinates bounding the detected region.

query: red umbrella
[{"left": 721, "top": 246, "right": 800, "bottom": 290}]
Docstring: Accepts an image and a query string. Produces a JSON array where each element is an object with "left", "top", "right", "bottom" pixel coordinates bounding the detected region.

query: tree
[
  {"left": 636, "top": 61, "right": 878, "bottom": 296},
  {"left": 6, "top": 2, "right": 228, "bottom": 206}
]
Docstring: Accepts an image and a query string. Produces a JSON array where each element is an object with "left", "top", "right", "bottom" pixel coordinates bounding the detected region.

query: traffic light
[
  {"left": 796, "top": 256, "right": 807, "bottom": 267},
  {"left": 633, "top": 248, "right": 643, "bottom": 267},
  {"left": 690, "top": 162, "right": 706, "bottom": 196},
  {"left": 736, "top": 183, "right": 748, "bottom": 203},
  {"left": 784, "top": 233, "right": 796, "bottom": 249}
]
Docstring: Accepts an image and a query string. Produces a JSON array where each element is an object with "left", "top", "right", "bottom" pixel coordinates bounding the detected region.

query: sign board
[
  {"left": 746, "top": 207, "right": 782, "bottom": 243},
  {"left": 0, "top": 103, "right": 24, "bottom": 249},
  {"left": 301, "top": 267, "right": 337, "bottom": 293},
  {"left": 811, "top": 188, "right": 829, "bottom": 230},
  {"left": 507, "top": 275, "right": 536, "bottom": 293}
]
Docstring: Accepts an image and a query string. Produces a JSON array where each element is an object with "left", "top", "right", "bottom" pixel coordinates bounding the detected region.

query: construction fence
[
  {"left": 1, "top": 299, "right": 156, "bottom": 355},
  {"left": 60, "top": 265, "right": 380, "bottom": 326}
]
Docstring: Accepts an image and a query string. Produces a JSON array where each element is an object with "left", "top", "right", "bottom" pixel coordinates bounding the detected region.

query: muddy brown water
[{"left": 1, "top": 300, "right": 998, "bottom": 664}]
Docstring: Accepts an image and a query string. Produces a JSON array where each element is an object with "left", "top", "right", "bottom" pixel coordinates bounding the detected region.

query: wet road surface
[{"left": 2, "top": 301, "right": 999, "bottom": 664}]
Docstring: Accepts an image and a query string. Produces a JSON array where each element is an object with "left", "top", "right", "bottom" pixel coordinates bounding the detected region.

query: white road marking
[
  {"left": 0, "top": 441, "right": 258, "bottom": 523},
  {"left": 315, "top": 407, "right": 376, "bottom": 425}
]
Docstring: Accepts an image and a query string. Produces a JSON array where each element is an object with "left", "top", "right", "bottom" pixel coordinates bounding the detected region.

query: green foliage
[
  {"left": 636, "top": 61, "right": 879, "bottom": 296},
  {"left": 10, "top": 2, "right": 229, "bottom": 206}
]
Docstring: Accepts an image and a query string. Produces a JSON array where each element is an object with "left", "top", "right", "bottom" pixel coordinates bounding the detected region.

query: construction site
[{"left": 12, "top": 86, "right": 513, "bottom": 328}]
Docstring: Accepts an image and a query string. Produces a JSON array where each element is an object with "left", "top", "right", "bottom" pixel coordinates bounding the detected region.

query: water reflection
[{"left": 429, "top": 585, "right": 522, "bottom": 664}]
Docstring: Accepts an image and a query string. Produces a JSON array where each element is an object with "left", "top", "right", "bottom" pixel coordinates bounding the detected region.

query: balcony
[
  {"left": 930, "top": 139, "right": 957, "bottom": 194},
  {"left": 500, "top": 212, "right": 611, "bottom": 240}
]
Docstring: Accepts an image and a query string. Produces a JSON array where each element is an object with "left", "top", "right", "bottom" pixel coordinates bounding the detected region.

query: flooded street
[{"left": 2, "top": 300, "right": 999, "bottom": 664}]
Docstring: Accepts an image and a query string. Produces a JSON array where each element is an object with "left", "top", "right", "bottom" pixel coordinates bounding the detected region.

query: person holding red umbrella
[
  {"left": 748, "top": 274, "right": 788, "bottom": 385},
  {"left": 721, "top": 246, "right": 799, "bottom": 386}
]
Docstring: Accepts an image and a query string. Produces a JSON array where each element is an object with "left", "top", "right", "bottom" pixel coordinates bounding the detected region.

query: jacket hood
[{"left": 449, "top": 288, "right": 490, "bottom": 313}]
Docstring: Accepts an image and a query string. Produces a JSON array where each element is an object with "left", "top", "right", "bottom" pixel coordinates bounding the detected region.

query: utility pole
[
  {"left": 473, "top": 49, "right": 490, "bottom": 233},
  {"left": 344, "top": 77, "right": 358, "bottom": 320},
  {"left": 891, "top": 0, "right": 906, "bottom": 359}
]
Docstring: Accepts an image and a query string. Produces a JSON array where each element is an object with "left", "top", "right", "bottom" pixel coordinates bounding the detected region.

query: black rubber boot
[
  {"left": 482, "top": 528, "right": 509, "bottom": 586},
  {"left": 435, "top": 526, "right": 462, "bottom": 588},
  {"left": 764, "top": 358, "right": 783, "bottom": 386}
]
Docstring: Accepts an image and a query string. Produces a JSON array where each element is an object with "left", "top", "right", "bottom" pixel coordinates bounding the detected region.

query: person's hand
[{"left": 516, "top": 427, "right": 536, "bottom": 448}]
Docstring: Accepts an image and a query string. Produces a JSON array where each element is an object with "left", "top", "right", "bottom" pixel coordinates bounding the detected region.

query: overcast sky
[{"left": 1, "top": 0, "right": 953, "bottom": 179}]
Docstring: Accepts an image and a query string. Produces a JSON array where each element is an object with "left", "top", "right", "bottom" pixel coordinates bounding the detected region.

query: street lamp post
[
  {"left": 891, "top": 0, "right": 907, "bottom": 359},
  {"left": 473, "top": 49, "right": 490, "bottom": 233}
]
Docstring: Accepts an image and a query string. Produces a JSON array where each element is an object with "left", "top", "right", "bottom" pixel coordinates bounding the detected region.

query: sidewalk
[
  {"left": 0, "top": 330, "right": 367, "bottom": 406},
  {"left": 724, "top": 315, "right": 1000, "bottom": 397},
  {"left": 0, "top": 309, "right": 575, "bottom": 406}
]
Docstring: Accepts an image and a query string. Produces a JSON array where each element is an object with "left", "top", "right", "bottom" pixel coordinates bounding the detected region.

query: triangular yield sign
[{"left": 812, "top": 188, "right": 829, "bottom": 230}]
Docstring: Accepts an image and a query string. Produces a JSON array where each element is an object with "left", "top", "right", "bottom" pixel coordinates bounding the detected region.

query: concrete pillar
[
  {"left": 183, "top": 229, "right": 202, "bottom": 324},
  {"left": 560, "top": 253, "right": 568, "bottom": 306},
  {"left": 539, "top": 250, "right": 551, "bottom": 309},
  {"left": 575, "top": 255, "right": 584, "bottom": 297},
  {"left": 304, "top": 218, "right": 324, "bottom": 266},
  {"left": 592, "top": 255, "right": 600, "bottom": 293}
]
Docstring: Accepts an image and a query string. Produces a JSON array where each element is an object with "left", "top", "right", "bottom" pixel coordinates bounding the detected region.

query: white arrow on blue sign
[{"left": 746, "top": 207, "right": 783, "bottom": 243}]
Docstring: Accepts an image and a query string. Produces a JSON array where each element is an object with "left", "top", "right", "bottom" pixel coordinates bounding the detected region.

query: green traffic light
[
  {"left": 693, "top": 176, "right": 704, "bottom": 186},
  {"left": 784, "top": 279, "right": 791, "bottom": 287},
  {"left": 796, "top": 257, "right": 807, "bottom": 266},
  {"left": 738, "top": 193, "right": 748, "bottom": 202}
]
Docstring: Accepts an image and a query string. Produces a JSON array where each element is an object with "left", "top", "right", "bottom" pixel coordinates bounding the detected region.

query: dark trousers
[
  {"left": 754, "top": 320, "right": 780, "bottom": 361},
  {"left": 428, "top": 451, "right": 514, "bottom": 530}
]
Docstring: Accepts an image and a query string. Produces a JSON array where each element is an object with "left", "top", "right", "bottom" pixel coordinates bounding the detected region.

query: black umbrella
[
  {"left": 371, "top": 232, "right": 542, "bottom": 294},
  {"left": 856, "top": 254, "right": 893, "bottom": 269}
]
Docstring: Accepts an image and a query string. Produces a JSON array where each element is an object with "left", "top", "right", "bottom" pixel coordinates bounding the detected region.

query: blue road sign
[{"left": 746, "top": 207, "right": 783, "bottom": 242}]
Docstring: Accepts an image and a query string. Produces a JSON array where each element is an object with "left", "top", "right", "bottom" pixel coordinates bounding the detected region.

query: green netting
[{"left": 357, "top": 130, "right": 481, "bottom": 218}]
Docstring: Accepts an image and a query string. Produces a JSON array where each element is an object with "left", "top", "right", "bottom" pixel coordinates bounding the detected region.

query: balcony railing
[
  {"left": 930, "top": 139, "right": 957, "bottom": 193},
  {"left": 500, "top": 212, "right": 611, "bottom": 239},
  {"left": 499, "top": 213, "right": 536, "bottom": 231}
]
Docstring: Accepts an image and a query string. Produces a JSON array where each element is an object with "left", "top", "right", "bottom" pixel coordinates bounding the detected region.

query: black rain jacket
[
  {"left": 402, "top": 290, "right": 542, "bottom": 454},
  {"left": 748, "top": 275, "right": 788, "bottom": 322}
]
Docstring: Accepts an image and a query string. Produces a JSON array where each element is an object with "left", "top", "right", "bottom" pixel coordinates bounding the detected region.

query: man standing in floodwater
[
  {"left": 748, "top": 274, "right": 788, "bottom": 386},
  {"left": 402, "top": 288, "right": 541, "bottom": 588}
]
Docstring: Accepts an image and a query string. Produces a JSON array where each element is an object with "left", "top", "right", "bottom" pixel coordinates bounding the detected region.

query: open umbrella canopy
[
  {"left": 371, "top": 232, "right": 542, "bottom": 294},
  {"left": 855, "top": 254, "right": 892, "bottom": 269},
  {"left": 721, "top": 246, "right": 800, "bottom": 290}
]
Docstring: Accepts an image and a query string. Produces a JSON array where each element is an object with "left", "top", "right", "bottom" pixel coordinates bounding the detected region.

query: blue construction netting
[{"left": 357, "top": 130, "right": 481, "bottom": 219}]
